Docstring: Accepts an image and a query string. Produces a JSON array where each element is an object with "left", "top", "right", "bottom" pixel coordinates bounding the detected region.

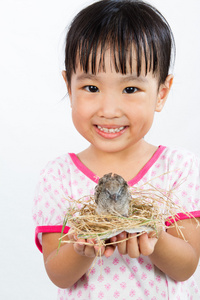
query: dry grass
[{"left": 59, "top": 181, "right": 196, "bottom": 248}]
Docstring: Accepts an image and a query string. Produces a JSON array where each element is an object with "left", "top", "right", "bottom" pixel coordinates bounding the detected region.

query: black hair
[{"left": 64, "top": 0, "right": 175, "bottom": 86}]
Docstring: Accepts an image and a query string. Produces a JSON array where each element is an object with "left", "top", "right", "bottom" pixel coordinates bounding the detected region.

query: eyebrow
[
  {"left": 76, "top": 73, "right": 148, "bottom": 83},
  {"left": 76, "top": 74, "right": 97, "bottom": 82},
  {"left": 119, "top": 75, "right": 148, "bottom": 83}
]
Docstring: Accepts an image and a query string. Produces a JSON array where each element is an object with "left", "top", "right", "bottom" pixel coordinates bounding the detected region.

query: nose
[{"left": 97, "top": 93, "right": 122, "bottom": 119}]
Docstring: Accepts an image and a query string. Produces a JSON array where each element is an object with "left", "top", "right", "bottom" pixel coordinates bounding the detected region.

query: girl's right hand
[{"left": 68, "top": 232, "right": 117, "bottom": 258}]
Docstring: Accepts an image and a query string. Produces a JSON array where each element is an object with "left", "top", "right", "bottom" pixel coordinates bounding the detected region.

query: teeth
[{"left": 97, "top": 126, "right": 125, "bottom": 133}]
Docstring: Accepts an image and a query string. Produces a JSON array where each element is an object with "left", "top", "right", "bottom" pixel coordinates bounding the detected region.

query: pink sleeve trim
[
  {"left": 35, "top": 225, "right": 70, "bottom": 253},
  {"left": 165, "top": 211, "right": 200, "bottom": 226},
  {"left": 35, "top": 210, "right": 200, "bottom": 252}
]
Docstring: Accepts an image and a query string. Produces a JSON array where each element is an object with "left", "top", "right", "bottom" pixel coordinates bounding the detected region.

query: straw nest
[{"left": 59, "top": 181, "right": 195, "bottom": 248}]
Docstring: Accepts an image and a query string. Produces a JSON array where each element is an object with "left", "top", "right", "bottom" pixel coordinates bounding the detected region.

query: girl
[{"left": 33, "top": 0, "right": 200, "bottom": 299}]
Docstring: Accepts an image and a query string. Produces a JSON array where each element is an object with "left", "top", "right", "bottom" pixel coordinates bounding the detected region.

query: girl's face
[{"left": 64, "top": 50, "right": 173, "bottom": 156}]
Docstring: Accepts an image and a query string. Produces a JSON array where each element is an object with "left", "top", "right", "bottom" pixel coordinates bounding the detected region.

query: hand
[
  {"left": 116, "top": 231, "right": 158, "bottom": 258},
  {"left": 68, "top": 231, "right": 117, "bottom": 258}
]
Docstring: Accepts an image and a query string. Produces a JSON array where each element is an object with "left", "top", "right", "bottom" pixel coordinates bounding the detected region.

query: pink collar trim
[
  {"left": 128, "top": 145, "right": 166, "bottom": 185},
  {"left": 69, "top": 145, "right": 166, "bottom": 186}
]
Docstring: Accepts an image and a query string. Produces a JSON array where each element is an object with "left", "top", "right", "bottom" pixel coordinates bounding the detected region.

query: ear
[
  {"left": 62, "top": 70, "right": 72, "bottom": 105},
  {"left": 155, "top": 74, "right": 174, "bottom": 112},
  {"left": 62, "top": 70, "right": 72, "bottom": 94},
  {"left": 62, "top": 70, "right": 67, "bottom": 84}
]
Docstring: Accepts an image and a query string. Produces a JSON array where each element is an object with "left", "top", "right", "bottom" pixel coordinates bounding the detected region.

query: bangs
[
  {"left": 77, "top": 25, "right": 154, "bottom": 77},
  {"left": 65, "top": 0, "right": 174, "bottom": 85}
]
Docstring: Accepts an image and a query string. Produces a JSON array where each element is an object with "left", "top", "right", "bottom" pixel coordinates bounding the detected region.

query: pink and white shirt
[{"left": 33, "top": 146, "right": 200, "bottom": 299}]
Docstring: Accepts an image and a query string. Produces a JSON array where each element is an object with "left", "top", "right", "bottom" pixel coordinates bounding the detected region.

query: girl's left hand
[{"left": 116, "top": 231, "right": 158, "bottom": 258}]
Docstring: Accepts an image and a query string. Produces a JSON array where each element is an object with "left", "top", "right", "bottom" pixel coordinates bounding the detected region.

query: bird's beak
[{"left": 111, "top": 193, "right": 118, "bottom": 202}]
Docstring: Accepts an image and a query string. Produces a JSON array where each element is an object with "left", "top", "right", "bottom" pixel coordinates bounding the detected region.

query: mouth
[
  {"left": 96, "top": 125, "right": 126, "bottom": 133},
  {"left": 95, "top": 125, "right": 127, "bottom": 139}
]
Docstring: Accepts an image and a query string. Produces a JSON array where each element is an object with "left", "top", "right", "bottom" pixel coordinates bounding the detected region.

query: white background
[{"left": 0, "top": 0, "right": 200, "bottom": 299}]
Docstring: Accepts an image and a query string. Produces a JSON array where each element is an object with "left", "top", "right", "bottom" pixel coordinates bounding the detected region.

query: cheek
[
  {"left": 71, "top": 102, "right": 89, "bottom": 120},
  {"left": 71, "top": 111, "right": 86, "bottom": 138},
  {"left": 71, "top": 95, "right": 96, "bottom": 120},
  {"left": 129, "top": 103, "right": 156, "bottom": 130},
  {"left": 71, "top": 103, "right": 92, "bottom": 135},
  {"left": 70, "top": 96, "right": 84, "bottom": 116},
  {"left": 128, "top": 103, "right": 151, "bottom": 119}
]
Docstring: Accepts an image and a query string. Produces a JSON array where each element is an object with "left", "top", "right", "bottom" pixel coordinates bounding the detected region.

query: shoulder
[
  {"left": 33, "top": 154, "right": 75, "bottom": 226},
  {"left": 151, "top": 146, "right": 200, "bottom": 192},
  {"left": 162, "top": 146, "right": 200, "bottom": 168},
  {"left": 35, "top": 153, "right": 77, "bottom": 199},
  {"left": 39, "top": 153, "right": 75, "bottom": 178},
  {"left": 157, "top": 146, "right": 200, "bottom": 211},
  {"left": 161, "top": 146, "right": 200, "bottom": 195},
  {"left": 41, "top": 153, "right": 72, "bottom": 170}
]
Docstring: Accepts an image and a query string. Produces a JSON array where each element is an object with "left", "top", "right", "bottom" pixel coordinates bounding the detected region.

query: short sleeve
[
  {"left": 32, "top": 160, "right": 70, "bottom": 252},
  {"left": 165, "top": 151, "right": 200, "bottom": 224}
]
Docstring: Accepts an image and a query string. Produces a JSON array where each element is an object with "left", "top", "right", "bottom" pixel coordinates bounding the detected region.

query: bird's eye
[
  {"left": 118, "top": 186, "right": 125, "bottom": 195},
  {"left": 105, "top": 189, "right": 111, "bottom": 196}
]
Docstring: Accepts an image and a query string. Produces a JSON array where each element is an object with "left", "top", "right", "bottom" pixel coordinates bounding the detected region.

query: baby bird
[{"left": 94, "top": 173, "right": 132, "bottom": 216}]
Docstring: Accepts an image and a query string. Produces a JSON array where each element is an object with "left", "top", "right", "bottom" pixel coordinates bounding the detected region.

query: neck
[
  {"left": 87, "top": 139, "right": 155, "bottom": 161},
  {"left": 77, "top": 140, "right": 158, "bottom": 180}
]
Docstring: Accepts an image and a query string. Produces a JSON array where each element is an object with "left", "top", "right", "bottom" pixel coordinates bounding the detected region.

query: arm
[
  {"left": 42, "top": 232, "right": 116, "bottom": 289},
  {"left": 116, "top": 218, "right": 200, "bottom": 281},
  {"left": 149, "top": 218, "right": 200, "bottom": 281},
  {"left": 42, "top": 233, "right": 94, "bottom": 288}
]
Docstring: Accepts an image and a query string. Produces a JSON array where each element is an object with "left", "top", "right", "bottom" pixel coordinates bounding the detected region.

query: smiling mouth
[{"left": 96, "top": 125, "right": 126, "bottom": 133}]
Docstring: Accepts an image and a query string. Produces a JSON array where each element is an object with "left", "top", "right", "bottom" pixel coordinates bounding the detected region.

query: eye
[
  {"left": 118, "top": 186, "right": 125, "bottom": 195},
  {"left": 105, "top": 189, "right": 111, "bottom": 197},
  {"left": 84, "top": 85, "right": 99, "bottom": 93},
  {"left": 123, "top": 87, "right": 138, "bottom": 94}
]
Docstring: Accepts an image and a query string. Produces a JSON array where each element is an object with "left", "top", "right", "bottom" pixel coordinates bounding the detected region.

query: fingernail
[
  {"left": 88, "top": 239, "right": 94, "bottom": 245},
  {"left": 119, "top": 232, "right": 125, "bottom": 238}
]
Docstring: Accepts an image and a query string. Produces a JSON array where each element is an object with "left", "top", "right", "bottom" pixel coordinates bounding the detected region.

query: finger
[
  {"left": 110, "top": 236, "right": 117, "bottom": 243},
  {"left": 84, "top": 239, "right": 97, "bottom": 257},
  {"left": 139, "top": 233, "right": 158, "bottom": 256},
  {"left": 103, "top": 236, "right": 117, "bottom": 258},
  {"left": 148, "top": 237, "right": 158, "bottom": 253},
  {"left": 104, "top": 245, "right": 116, "bottom": 258},
  {"left": 117, "top": 231, "right": 127, "bottom": 255},
  {"left": 149, "top": 228, "right": 163, "bottom": 239},
  {"left": 148, "top": 231, "right": 157, "bottom": 238},
  {"left": 68, "top": 232, "right": 77, "bottom": 241},
  {"left": 127, "top": 233, "right": 140, "bottom": 258},
  {"left": 74, "top": 239, "right": 86, "bottom": 255},
  {"left": 94, "top": 244, "right": 105, "bottom": 257}
]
